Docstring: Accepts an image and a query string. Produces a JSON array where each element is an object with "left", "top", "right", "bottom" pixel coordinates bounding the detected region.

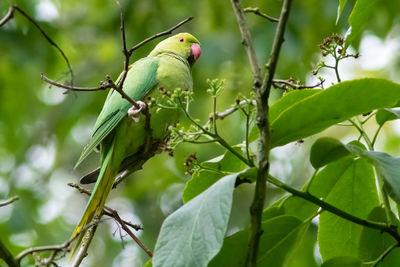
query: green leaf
[
  {"left": 379, "top": 247, "right": 400, "bottom": 267},
  {"left": 262, "top": 194, "right": 319, "bottom": 222},
  {"left": 312, "top": 158, "right": 379, "bottom": 261},
  {"left": 320, "top": 257, "right": 362, "bottom": 267},
  {"left": 345, "top": 0, "right": 379, "bottom": 47},
  {"left": 310, "top": 137, "right": 350, "bottom": 169},
  {"left": 358, "top": 207, "right": 397, "bottom": 262},
  {"left": 262, "top": 195, "right": 290, "bottom": 221},
  {"left": 270, "top": 78, "right": 400, "bottom": 147},
  {"left": 337, "top": 0, "right": 349, "bottom": 20},
  {"left": 270, "top": 89, "right": 320, "bottom": 123},
  {"left": 143, "top": 259, "right": 152, "bottom": 267},
  {"left": 278, "top": 196, "right": 319, "bottom": 221},
  {"left": 376, "top": 108, "right": 400, "bottom": 126},
  {"left": 346, "top": 145, "right": 400, "bottom": 204},
  {"left": 153, "top": 174, "right": 236, "bottom": 267},
  {"left": 182, "top": 149, "right": 245, "bottom": 203},
  {"left": 209, "top": 215, "right": 309, "bottom": 267}
]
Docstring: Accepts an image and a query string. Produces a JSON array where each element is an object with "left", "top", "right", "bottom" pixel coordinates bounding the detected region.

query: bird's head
[{"left": 149, "top": 33, "right": 201, "bottom": 66}]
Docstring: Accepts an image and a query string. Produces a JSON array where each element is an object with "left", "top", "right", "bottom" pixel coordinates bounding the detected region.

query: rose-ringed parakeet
[{"left": 70, "top": 33, "right": 201, "bottom": 258}]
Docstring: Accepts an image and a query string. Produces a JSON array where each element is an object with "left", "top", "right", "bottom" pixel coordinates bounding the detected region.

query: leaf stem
[
  {"left": 371, "top": 124, "right": 383, "bottom": 147},
  {"left": 178, "top": 97, "right": 253, "bottom": 166},
  {"left": 370, "top": 243, "right": 398, "bottom": 267},
  {"left": 267, "top": 175, "right": 400, "bottom": 242},
  {"left": 349, "top": 118, "right": 373, "bottom": 150}
]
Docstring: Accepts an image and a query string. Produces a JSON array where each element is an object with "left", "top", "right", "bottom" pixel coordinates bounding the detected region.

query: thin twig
[
  {"left": 68, "top": 183, "right": 143, "bottom": 231},
  {"left": 272, "top": 78, "right": 325, "bottom": 90},
  {"left": 205, "top": 100, "right": 256, "bottom": 126},
  {"left": 178, "top": 97, "right": 253, "bottom": 166},
  {"left": 244, "top": 7, "right": 279, "bottom": 23},
  {"left": 128, "top": 17, "right": 193, "bottom": 54},
  {"left": 0, "top": 196, "right": 19, "bottom": 207},
  {"left": 41, "top": 73, "right": 139, "bottom": 108},
  {"left": 231, "top": 0, "right": 262, "bottom": 88},
  {"left": 16, "top": 221, "right": 99, "bottom": 265},
  {"left": 106, "top": 208, "right": 153, "bottom": 257},
  {"left": 71, "top": 217, "right": 99, "bottom": 267},
  {"left": 0, "top": 5, "right": 74, "bottom": 84},
  {"left": 0, "top": 5, "right": 15, "bottom": 27}
]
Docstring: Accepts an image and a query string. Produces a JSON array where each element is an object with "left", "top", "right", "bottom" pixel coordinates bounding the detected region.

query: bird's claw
[{"left": 128, "top": 101, "right": 147, "bottom": 122}]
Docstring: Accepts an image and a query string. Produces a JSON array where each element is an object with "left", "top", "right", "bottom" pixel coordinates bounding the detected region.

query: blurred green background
[{"left": 1, "top": 0, "right": 400, "bottom": 266}]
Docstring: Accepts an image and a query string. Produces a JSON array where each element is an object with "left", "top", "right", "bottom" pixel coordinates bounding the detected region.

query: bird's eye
[{"left": 179, "top": 38, "right": 184, "bottom": 42}]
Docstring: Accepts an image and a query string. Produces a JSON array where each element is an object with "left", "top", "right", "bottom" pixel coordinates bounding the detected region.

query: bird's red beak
[{"left": 191, "top": 43, "right": 201, "bottom": 61}]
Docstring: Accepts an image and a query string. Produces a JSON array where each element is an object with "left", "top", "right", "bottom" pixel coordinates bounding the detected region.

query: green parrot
[{"left": 70, "top": 32, "right": 201, "bottom": 259}]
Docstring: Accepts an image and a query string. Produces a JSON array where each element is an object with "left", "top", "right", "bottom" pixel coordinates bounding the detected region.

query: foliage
[{"left": 1, "top": 0, "right": 400, "bottom": 266}]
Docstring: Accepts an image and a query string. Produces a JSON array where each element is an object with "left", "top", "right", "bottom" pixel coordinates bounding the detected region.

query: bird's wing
[{"left": 75, "top": 57, "right": 159, "bottom": 168}]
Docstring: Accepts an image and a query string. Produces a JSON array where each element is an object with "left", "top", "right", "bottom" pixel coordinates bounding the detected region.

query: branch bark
[
  {"left": 0, "top": 239, "right": 19, "bottom": 267},
  {"left": 244, "top": 7, "right": 279, "bottom": 23},
  {"left": 231, "top": 0, "right": 293, "bottom": 265},
  {"left": 230, "top": 0, "right": 262, "bottom": 88},
  {"left": 71, "top": 217, "right": 99, "bottom": 267},
  {"left": 248, "top": 1, "right": 293, "bottom": 265},
  {"left": 0, "top": 196, "right": 19, "bottom": 207}
]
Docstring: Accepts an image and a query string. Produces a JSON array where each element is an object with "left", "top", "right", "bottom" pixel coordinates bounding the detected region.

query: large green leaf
[
  {"left": 311, "top": 158, "right": 379, "bottom": 261},
  {"left": 337, "top": 0, "right": 349, "bottom": 21},
  {"left": 346, "top": 145, "right": 400, "bottom": 204},
  {"left": 345, "top": 0, "right": 379, "bottom": 47},
  {"left": 153, "top": 174, "right": 236, "bottom": 267},
  {"left": 320, "top": 257, "right": 362, "bottom": 267},
  {"left": 209, "top": 215, "right": 308, "bottom": 267},
  {"left": 379, "top": 247, "right": 400, "bottom": 267},
  {"left": 182, "top": 149, "right": 245, "bottom": 203},
  {"left": 270, "top": 89, "right": 320, "bottom": 123},
  {"left": 262, "top": 195, "right": 319, "bottom": 222},
  {"left": 270, "top": 78, "right": 400, "bottom": 147},
  {"left": 376, "top": 108, "right": 400, "bottom": 126},
  {"left": 358, "top": 207, "right": 397, "bottom": 262},
  {"left": 310, "top": 137, "right": 350, "bottom": 169}
]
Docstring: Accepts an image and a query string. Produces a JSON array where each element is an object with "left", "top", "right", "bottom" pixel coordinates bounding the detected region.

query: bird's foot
[{"left": 128, "top": 101, "right": 147, "bottom": 122}]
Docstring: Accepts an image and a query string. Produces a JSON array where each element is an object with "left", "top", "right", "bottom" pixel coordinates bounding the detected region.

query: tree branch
[
  {"left": 0, "top": 239, "right": 19, "bottom": 267},
  {"left": 16, "top": 221, "right": 99, "bottom": 265},
  {"left": 67, "top": 183, "right": 143, "bottom": 231},
  {"left": 106, "top": 208, "right": 153, "bottom": 258},
  {"left": 0, "top": 5, "right": 74, "bottom": 84},
  {"left": 231, "top": 0, "right": 293, "bottom": 265},
  {"left": 68, "top": 183, "right": 151, "bottom": 258},
  {"left": 272, "top": 78, "right": 325, "bottom": 90},
  {"left": 0, "top": 5, "right": 15, "bottom": 27},
  {"left": 230, "top": 0, "right": 262, "bottom": 88},
  {"left": 0, "top": 196, "right": 19, "bottom": 207},
  {"left": 71, "top": 217, "right": 99, "bottom": 267},
  {"left": 244, "top": 7, "right": 279, "bottom": 23}
]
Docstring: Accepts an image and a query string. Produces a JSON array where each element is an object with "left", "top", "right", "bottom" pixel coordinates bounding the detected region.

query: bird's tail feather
[{"left": 69, "top": 141, "right": 118, "bottom": 261}]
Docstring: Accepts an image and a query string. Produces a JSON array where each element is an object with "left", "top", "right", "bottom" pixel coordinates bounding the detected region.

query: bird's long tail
[{"left": 69, "top": 140, "right": 119, "bottom": 261}]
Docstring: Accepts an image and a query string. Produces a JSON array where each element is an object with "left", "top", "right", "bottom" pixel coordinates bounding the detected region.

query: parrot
[{"left": 69, "top": 32, "right": 201, "bottom": 259}]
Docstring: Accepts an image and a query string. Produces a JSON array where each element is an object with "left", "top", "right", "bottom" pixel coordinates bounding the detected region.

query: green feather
[
  {"left": 75, "top": 57, "right": 159, "bottom": 168},
  {"left": 70, "top": 33, "right": 200, "bottom": 261}
]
